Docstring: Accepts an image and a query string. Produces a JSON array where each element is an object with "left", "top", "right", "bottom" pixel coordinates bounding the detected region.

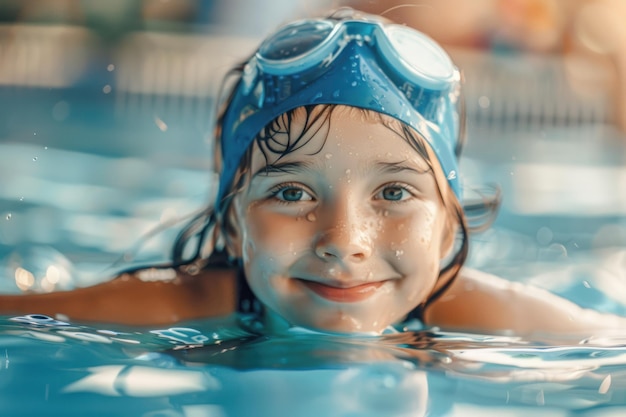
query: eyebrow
[
  {"left": 252, "top": 161, "right": 312, "bottom": 178},
  {"left": 374, "top": 161, "right": 430, "bottom": 175}
]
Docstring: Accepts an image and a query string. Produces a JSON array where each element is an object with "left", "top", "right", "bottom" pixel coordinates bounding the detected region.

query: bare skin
[
  {"left": 427, "top": 267, "right": 626, "bottom": 335},
  {"left": 0, "top": 265, "right": 237, "bottom": 326}
]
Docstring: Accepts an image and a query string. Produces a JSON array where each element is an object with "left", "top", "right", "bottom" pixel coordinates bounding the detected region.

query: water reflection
[{"left": 2, "top": 314, "right": 626, "bottom": 415}]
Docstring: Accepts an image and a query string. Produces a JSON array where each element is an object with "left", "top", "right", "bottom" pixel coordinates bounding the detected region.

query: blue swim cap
[{"left": 218, "top": 12, "right": 462, "bottom": 205}]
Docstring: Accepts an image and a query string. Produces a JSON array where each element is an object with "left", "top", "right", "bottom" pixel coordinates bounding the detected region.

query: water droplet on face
[
  {"left": 5, "top": 213, "right": 11, "bottom": 220},
  {"left": 332, "top": 90, "right": 340, "bottom": 98},
  {"left": 395, "top": 250, "right": 404, "bottom": 258},
  {"left": 102, "top": 85, "right": 112, "bottom": 94},
  {"left": 107, "top": 64, "right": 115, "bottom": 72},
  {"left": 32, "top": 157, "right": 38, "bottom": 162},
  {"left": 306, "top": 212, "right": 317, "bottom": 222},
  {"left": 382, "top": 210, "right": 389, "bottom": 217},
  {"left": 325, "top": 153, "right": 333, "bottom": 159},
  {"left": 351, "top": 81, "right": 357, "bottom": 87}
]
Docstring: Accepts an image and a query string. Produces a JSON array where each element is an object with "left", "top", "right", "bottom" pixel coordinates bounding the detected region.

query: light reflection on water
[{"left": 2, "top": 314, "right": 626, "bottom": 416}]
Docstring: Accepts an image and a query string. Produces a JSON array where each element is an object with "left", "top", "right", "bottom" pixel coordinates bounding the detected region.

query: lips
[{"left": 298, "top": 279, "right": 386, "bottom": 303}]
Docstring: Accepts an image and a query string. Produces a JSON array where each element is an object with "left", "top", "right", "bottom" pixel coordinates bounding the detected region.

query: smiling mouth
[{"left": 297, "top": 279, "right": 386, "bottom": 303}]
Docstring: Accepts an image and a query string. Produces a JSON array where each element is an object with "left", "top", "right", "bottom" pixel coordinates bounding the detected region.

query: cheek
[
  {"left": 241, "top": 207, "right": 312, "bottom": 261},
  {"left": 387, "top": 204, "right": 444, "bottom": 254}
]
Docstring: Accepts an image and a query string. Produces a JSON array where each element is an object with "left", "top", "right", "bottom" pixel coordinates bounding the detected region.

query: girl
[{"left": 2, "top": 8, "right": 625, "bottom": 335}]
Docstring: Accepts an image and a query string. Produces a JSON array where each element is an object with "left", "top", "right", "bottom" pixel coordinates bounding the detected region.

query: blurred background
[{"left": 0, "top": 0, "right": 625, "bottom": 312}]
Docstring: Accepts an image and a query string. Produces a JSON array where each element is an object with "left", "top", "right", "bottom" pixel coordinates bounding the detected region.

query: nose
[{"left": 313, "top": 199, "right": 374, "bottom": 262}]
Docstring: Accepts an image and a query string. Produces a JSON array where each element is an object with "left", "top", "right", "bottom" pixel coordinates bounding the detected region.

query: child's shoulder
[
  {"left": 426, "top": 267, "right": 626, "bottom": 335},
  {"left": 0, "top": 265, "right": 239, "bottom": 326}
]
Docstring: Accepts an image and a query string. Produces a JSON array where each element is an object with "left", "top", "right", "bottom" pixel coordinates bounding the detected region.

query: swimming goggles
[{"left": 218, "top": 9, "right": 463, "bottom": 204}]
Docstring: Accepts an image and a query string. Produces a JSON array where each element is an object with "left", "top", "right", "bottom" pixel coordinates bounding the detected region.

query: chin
[{"left": 292, "top": 310, "right": 395, "bottom": 335}]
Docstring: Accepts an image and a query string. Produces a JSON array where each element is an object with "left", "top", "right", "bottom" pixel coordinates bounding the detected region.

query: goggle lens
[
  {"left": 259, "top": 21, "right": 334, "bottom": 61},
  {"left": 385, "top": 25, "right": 453, "bottom": 81}
]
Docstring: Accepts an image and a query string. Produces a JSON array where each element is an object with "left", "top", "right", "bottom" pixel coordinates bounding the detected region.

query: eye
[
  {"left": 272, "top": 184, "right": 314, "bottom": 202},
  {"left": 375, "top": 184, "right": 413, "bottom": 202}
]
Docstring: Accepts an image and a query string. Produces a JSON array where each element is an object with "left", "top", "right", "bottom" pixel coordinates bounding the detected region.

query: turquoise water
[{"left": 2, "top": 313, "right": 626, "bottom": 416}]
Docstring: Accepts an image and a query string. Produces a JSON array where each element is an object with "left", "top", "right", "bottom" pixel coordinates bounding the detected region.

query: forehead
[{"left": 250, "top": 105, "right": 431, "bottom": 169}]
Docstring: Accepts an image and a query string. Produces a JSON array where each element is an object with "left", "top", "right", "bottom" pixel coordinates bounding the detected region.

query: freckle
[{"left": 306, "top": 212, "right": 317, "bottom": 222}]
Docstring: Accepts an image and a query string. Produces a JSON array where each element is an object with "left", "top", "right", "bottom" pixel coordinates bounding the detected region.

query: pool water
[
  {"left": 2, "top": 28, "right": 626, "bottom": 416},
  {"left": 2, "top": 313, "right": 626, "bottom": 416}
]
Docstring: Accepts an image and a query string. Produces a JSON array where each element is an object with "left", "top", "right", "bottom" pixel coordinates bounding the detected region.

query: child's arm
[
  {"left": 0, "top": 266, "right": 237, "bottom": 326},
  {"left": 425, "top": 268, "right": 626, "bottom": 335}
]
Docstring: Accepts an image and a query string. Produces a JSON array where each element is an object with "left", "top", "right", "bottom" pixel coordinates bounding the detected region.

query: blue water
[
  {"left": 2, "top": 313, "right": 626, "bottom": 416},
  {"left": 2, "top": 30, "right": 626, "bottom": 415}
]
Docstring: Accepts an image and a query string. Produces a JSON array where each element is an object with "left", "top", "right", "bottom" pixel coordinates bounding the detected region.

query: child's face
[{"left": 230, "top": 106, "right": 453, "bottom": 333}]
